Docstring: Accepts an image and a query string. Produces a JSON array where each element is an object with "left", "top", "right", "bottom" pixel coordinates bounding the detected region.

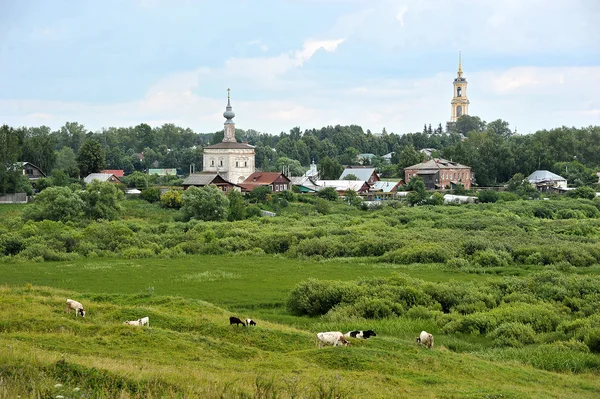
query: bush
[
  {"left": 472, "top": 250, "right": 511, "bottom": 267},
  {"left": 317, "top": 187, "right": 338, "bottom": 201},
  {"left": 286, "top": 279, "right": 363, "bottom": 316},
  {"left": 567, "top": 186, "right": 597, "bottom": 200},
  {"left": 314, "top": 198, "right": 331, "bottom": 215},
  {"left": 478, "top": 190, "right": 499, "bottom": 203},
  {"left": 585, "top": 329, "right": 600, "bottom": 353},
  {"left": 141, "top": 187, "right": 161, "bottom": 203},
  {"left": 160, "top": 189, "right": 182, "bottom": 209},
  {"left": 489, "top": 322, "right": 536, "bottom": 348},
  {"left": 245, "top": 205, "right": 261, "bottom": 218},
  {"left": 22, "top": 187, "right": 84, "bottom": 222},
  {"left": 181, "top": 186, "right": 229, "bottom": 222}
]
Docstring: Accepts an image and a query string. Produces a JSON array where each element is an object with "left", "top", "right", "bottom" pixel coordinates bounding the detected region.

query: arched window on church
[
  {"left": 457, "top": 105, "right": 463, "bottom": 117},
  {"left": 457, "top": 87, "right": 462, "bottom": 97},
  {"left": 220, "top": 160, "right": 223, "bottom": 167},
  {"left": 211, "top": 159, "right": 214, "bottom": 166}
]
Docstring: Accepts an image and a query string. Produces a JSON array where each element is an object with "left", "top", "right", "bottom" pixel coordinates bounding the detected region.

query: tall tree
[
  {"left": 22, "top": 126, "right": 56, "bottom": 175},
  {"left": 0, "top": 125, "right": 21, "bottom": 195},
  {"left": 319, "top": 156, "right": 343, "bottom": 180},
  {"left": 55, "top": 146, "right": 80, "bottom": 178},
  {"left": 77, "top": 138, "right": 106, "bottom": 177}
]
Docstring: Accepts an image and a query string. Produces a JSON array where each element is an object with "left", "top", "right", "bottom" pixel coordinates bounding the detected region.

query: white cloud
[{"left": 396, "top": 5, "right": 408, "bottom": 27}]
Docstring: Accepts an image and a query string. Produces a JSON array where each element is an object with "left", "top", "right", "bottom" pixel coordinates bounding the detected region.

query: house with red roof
[{"left": 239, "top": 172, "right": 291, "bottom": 193}]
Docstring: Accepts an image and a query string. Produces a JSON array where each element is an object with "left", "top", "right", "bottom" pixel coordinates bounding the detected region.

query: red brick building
[{"left": 404, "top": 158, "right": 472, "bottom": 189}]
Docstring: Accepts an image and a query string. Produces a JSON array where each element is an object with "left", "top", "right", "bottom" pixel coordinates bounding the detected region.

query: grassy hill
[{"left": 1, "top": 285, "right": 599, "bottom": 399}]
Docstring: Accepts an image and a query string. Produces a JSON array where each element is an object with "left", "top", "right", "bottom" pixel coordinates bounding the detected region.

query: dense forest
[{"left": 1, "top": 116, "right": 599, "bottom": 195}]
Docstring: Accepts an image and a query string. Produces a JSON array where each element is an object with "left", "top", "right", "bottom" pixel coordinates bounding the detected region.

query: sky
[{"left": 1, "top": 0, "right": 599, "bottom": 136}]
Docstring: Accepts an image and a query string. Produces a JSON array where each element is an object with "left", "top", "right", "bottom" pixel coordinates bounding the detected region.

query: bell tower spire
[
  {"left": 222, "top": 88, "right": 236, "bottom": 142},
  {"left": 448, "top": 52, "right": 470, "bottom": 125}
]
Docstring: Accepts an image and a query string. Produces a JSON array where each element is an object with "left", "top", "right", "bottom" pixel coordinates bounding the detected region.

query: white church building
[{"left": 202, "top": 90, "right": 255, "bottom": 184}]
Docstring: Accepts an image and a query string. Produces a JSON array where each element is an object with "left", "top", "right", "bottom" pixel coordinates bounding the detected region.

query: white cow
[
  {"left": 316, "top": 331, "right": 349, "bottom": 348},
  {"left": 123, "top": 320, "right": 142, "bottom": 326},
  {"left": 65, "top": 299, "right": 86, "bottom": 317},
  {"left": 416, "top": 331, "right": 434, "bottom": 349},
  {"left": 138, "top": 316, "right": 149, "bottom": 326}
]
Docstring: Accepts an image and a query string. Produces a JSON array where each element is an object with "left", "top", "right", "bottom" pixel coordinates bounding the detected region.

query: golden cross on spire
[{"left": 227, "top": 88, "right": 231, "bottom": 100}]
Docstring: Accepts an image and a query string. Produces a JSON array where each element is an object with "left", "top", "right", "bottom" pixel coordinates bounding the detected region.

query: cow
[
  {"left": 416, "top": 331, "right": 434, "bottom": 349},
  {"left": 316, "top": 332, "right": 349, "bottom": 348},
  {"left": 138, "top": 316, "right": 149, "bottom": 326},
  {"left": 123, "top": 320, "right": 142, "bottom": 326},
  {"left": 229, "top": 316, "right": 246, "bottom": 327},
  {"left": 65, "top": 299, "right": 86, "bottom": 317},
  {"left": 245, "top": 318, "right": 256, "bottom": 326},
  {"left": 344, "top": 330, "right": 377, "bottom": 339}
]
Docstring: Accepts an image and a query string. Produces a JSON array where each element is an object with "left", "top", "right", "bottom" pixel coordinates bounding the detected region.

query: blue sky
[{"left": 1, "top": 0, "right": 599, "bottom": 135}]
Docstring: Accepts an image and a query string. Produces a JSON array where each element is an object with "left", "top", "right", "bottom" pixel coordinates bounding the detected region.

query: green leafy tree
[
  {"left": 57, "top": 122, "right": 87, "bottom": 153},
  {"left": 507, "top": 173, "right": 539, "bottom": 199},
  {"left": 454, "top": 115, "right": 486, "bottom": 136},
  {"left": 319, "top": 156, "right": 343, "bottom": 180},
  {"left": 22, "top": 186, "right": 84, "bottom": 222},
  {"left": 125, "top": 171, "right": 149, "bottom": 188},
  {"left": 181, "top": 185, "right": 229, "bottom": 221},
  {"left": 566, "top": 186, "right": 596, "bottom": 200},
  {"left": 314, "top": 198, "right": 331, "bottom": 214},
  {"left": 0, "top": 125, "right": 21, "bottom": 195},
  {"left": 160, "top": 189, "right": 183, "bottom": 209},
  {"left": 21, "top": 126, "right": 56, "bottom": 175},
  {"left": 77, "top": 138, "right": 106, "bottom": 177},
  {"left": 342, "top": 174, "right": 358, "bottom": 181},
  {"left": 55, "top": 146, "right": 80, "bottom": 178},
  {"left": 227, "top": 190, "right": 245, "bottom": 221},
  {"left": 49, "top": 169, "right": 70, "bottom": 187},
  {"left": 79, "top": 180, "right": 124, "bottom": 220},
  {"left": 394, "top": 145, "right": 423, "bottom": 177},
  {"left": 339, "top": 147, "right": 359, "bottom": 165},
  {"left": 317, "top": 187, "right": 338, "bottom": 201},
  {"left": 275, "top": 157, "right": 304, "bottom": 176},
  {"left": 343, "top": 189, "right": 362, "bottom": 206},
  {"left": 406, "top": 176, "right": 428, "bottom": 206},
  {"left": 141, "top": 187, "right": 161, "bottom": 203},
  {"left": 248, "top": 186, "right": 270, "bottom": 204},
  {"left": 478, "top": 190, "right": 499, "bottom": 203}
]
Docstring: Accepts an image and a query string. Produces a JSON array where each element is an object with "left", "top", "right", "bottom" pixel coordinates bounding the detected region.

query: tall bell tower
[{"left": 449, "top": 52, "right": 470, "bottom": 124}]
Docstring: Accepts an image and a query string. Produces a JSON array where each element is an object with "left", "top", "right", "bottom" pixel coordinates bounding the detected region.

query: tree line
[{"left": 1, "top": 116, "right": 599, "bottom": 195}]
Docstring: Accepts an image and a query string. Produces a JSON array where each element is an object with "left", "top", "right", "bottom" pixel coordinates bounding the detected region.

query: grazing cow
[
  {"left": 123, "top": 320, "right": 142, "bottom": 326},
  {"left": 344, "top": 330, "right": 377, "bottom": 339},
  {"left": 229, "top": 316, "right": 246, "bottom": 327},
  {"left": 316, "top": 331, "right": 349, "bottom": 348},
  {"left": 245, "top": 318, "right": 256, "bottom": 326},
  {"left": 65, "top": 299, "right": 86, "bottom": 317},
  {"left": 138, "top": 316, "right": 149, "bottom": 326},
  {"left": 416, "top": 331, "right": 434, "bottom": 349}
]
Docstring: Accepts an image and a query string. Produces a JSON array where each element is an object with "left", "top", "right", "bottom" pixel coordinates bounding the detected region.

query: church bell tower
[{"left": 450, "top": 52, "right": 470, "bottom": 123}]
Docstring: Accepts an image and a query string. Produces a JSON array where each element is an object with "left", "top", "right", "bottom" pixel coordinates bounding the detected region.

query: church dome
[{"left": 223, "top": 89, "right": 235, "bottom": 122}]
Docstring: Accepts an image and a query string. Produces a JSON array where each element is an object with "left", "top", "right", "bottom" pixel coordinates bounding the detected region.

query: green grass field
[{"left": 1, "top": 255, "right": 600, "bottom": 398}]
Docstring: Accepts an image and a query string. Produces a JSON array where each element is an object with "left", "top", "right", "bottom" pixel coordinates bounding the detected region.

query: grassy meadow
[{"left": 1, "top": 197, "right": 600, "bottom": 398}]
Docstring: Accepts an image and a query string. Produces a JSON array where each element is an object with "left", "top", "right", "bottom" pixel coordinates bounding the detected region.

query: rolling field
[{"left": 1, "top": 255, "right": 600, "bottom": 398}]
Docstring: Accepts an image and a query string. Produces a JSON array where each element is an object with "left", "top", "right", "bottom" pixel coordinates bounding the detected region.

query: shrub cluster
[{"left": 286, "top": 271, "right": 600, "bottom": 352}]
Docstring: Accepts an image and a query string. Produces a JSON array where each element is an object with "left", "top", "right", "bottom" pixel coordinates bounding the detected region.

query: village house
[
  {"left": 240, "top": 172, "right": 291, "bottom": 193},
  {"left": 404, "top": 158, "right": 472, "bottom": 190},
  {"left": 339, "top": 167, "right": 380, "bottom": 185},
  {"left": 182, "top": 173, "right": 240, "bottom": 192},
  {"left": 527, "top": 170, "right": 567, "bottom": 191},
  {"left": 16, "top": 162, "right": 46, "bottom": 181},
  {"left": 100, "top": 169, "right": 125, "bottom": 178},
  {"left": 83, "top": 173, "right": 122, "bottom": 184},
  {"left": 315, "top": 180, "right": 371, "bottom": 195},
  {"left": 371, "top": 180, "right": 403, "bottom": 199}
]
